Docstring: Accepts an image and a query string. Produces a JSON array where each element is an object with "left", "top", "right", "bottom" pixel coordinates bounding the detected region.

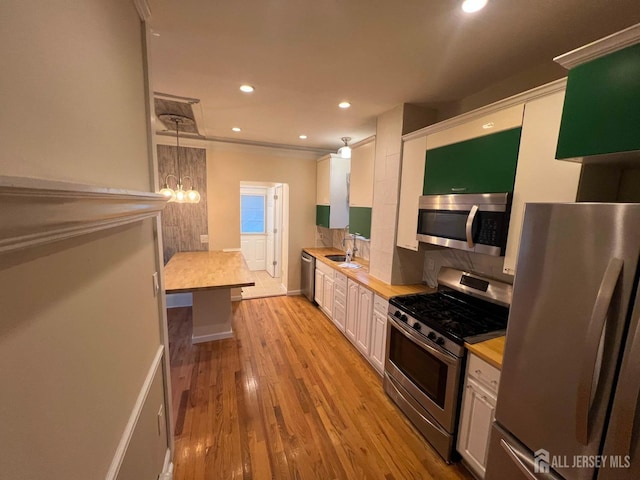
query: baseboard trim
[
  {"left": 287, "top": 289, "right": 302, "bottom": 296},
  {"left": 192, "top": 330, "right": 233, "bottom": 343},
  {"left": 159, "top": 448, "right": 173, "bottom": 480},
  {"left": 106, "top": 345, "right": 165, "bottom": 480}
]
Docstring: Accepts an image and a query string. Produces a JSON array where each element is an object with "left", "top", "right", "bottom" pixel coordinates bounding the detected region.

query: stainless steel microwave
[{"left": 417, "top": 193, "right": 512, "bottom": 256}]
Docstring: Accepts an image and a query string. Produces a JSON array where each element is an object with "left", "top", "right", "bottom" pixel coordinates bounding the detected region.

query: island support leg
[{"left": 191, "top": 289, "right": 233, "bottom": 343}]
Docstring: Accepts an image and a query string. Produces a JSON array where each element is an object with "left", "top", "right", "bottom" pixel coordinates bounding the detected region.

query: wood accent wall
[{"left": 158, "top": 145, "right": 209, "bottom": 264}]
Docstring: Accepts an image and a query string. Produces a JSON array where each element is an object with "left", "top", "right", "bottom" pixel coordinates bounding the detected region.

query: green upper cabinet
[
  {"left": 423, "top": 127, "right": 522, "bottom": 195},
  {"left": 556, "top": 42, "right": 640, "bottom": 161}
]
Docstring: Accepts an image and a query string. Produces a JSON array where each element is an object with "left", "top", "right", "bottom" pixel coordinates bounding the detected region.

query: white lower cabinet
[
  {"left": 457, "top": 353, "right": 501, "bottom": 479},
  {"left": 355, "top": 287, "right": 373, "bottom": 356},
  {"left": 346, "top": 279, "right": 359, "bottom": 343},
  {"left": 369, "top": 295, "right": 389, "bottom": 374},
  {"left": 317, "top": 264, "right": 388, "bottom": 376},
  {"left": 332, "top": 272, "right": 347, "bottom": 332},
  {"left": 315, "top": 261, "right": 335, "bottom": 319},
  {"left": 314, "top": 269, "right": 324, "bottom": 305}
]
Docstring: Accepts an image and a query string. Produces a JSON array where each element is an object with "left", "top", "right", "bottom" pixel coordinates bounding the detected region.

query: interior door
[
  {"left": 266, "top": 187, "right": 275, "bottom": 277},
  {"left": 491, "top": 203, "right": 640, "bottom": 480},
  {"left": 273, "top": 184, "right": 283, "bottom": 279}
]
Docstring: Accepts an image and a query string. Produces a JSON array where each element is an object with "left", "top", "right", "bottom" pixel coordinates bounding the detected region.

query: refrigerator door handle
[
  {"left": 465, "top": 205, "right": 479, "bottom": 248},
  {"left": 612, "top": 313, "right": 640, "bottom": 459},
  {"left": 576, "top": 257, "right": 624, "bottom": 445},
  {"left": 499, "top": 439, "right": 538, "bottom": 480}
]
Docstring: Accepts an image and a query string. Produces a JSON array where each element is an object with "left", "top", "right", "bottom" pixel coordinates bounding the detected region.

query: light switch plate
[
  {"left": 152, "top": 272, "right": 160, "bottom": 296},
  {"left": 200, "top": 234, "right": 209, "bottom": 243}
]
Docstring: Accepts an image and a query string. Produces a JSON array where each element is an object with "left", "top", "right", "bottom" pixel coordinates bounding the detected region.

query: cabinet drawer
[
  {"left": 373, "top": 294, "right": 388, "bottom": 315},
  {"left": 334, "top": 272, "right": 347, "bottom": 289},
  {"left": 316, "top": 260, "right": 335, "bottom": 278},
  {"left": 467, "top": 353, "right": 501, "bottom": 394}
]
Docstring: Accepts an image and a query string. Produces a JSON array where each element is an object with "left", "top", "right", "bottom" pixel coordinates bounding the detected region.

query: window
[{"left": 240, "top": 194, "right": 265, "bottom": 234}]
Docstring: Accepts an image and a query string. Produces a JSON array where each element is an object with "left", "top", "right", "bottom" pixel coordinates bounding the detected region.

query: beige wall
[
  {"left": 207, "top": 142, "right": 318, "bottom": 291},
  {"left": 0, "top": 1, "right": 167, "bottom": 478},
  {"left": 436, "top": 62, "right": 567, "bottom": 122},
  {"left": 158, "top": 138, "right": 319, "bottom": 291}
]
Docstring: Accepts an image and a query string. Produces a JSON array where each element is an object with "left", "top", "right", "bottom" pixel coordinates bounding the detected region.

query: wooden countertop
[
  {"left": 465, "top": 336, "right": 505, "bottom": 370},
  {"left": 303, "top": 247, "right": 433, "bottom": 300},
  {"left": 164, "top": 251, "right": 255, "bottom": 294}
]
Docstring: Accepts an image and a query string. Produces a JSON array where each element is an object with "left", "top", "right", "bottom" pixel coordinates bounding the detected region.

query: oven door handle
[
  {"left": 465, "top": 205, "right": 479, "bottom": 248},
  {"left": 388, "top": 316, "right": 458, "bottom": 366}
]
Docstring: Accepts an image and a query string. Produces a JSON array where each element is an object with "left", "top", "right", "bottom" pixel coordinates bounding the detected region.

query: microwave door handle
[
  {"left": 576, "top": 257, "right": 623, "bottom": 445},
  {"left": 465, "top": 205, "right": 479, "bottom": 248}
]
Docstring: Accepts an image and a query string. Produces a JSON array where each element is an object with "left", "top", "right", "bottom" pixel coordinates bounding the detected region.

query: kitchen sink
[{"left": 325, "top": 254, "right": 347, "bottom": 262}]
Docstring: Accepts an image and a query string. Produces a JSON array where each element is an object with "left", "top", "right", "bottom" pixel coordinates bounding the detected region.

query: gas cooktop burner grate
[{"left": 390, "top": 290, "right": 508, "bottom": 343}]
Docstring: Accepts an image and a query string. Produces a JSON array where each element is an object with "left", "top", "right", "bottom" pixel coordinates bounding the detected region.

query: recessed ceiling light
[
  {"left": 232, "top": 127, "right": 241, "bottom": 132},
  {"left": 338, "top": 101, "right": 351, "bottom": 109},
  {"left": 462, "top": 0, "right": 488, "bottom": 13},
  {"left": 239, "top": 85, "right": 254, "bottom": 93},
  {"left": 299, "top": 135, "right": 308, "bottom": 140}
]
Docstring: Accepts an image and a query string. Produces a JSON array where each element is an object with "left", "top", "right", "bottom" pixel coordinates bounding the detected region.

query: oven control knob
[
  {"left": 400, "top": 314, "right": 408, "bottom": 322},
  {"left": 394, "top": 310, "right": 402, "bottom": 318},
  {"left": 427, "top": 332, "right": 436, "bottom": 340},
  {"left": 436, "top": 336, "right": 445, "bottom": 346},
  {"left": 412, "top": 323, "right": 421, "bottom": 331}
]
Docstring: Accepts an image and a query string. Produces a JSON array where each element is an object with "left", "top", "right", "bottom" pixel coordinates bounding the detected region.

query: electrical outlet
[
  {"left": 152, "top": 272, "right": 159, "bottom": 296},
  {"left": 200, "top": 234, "right": 209, "bottom": 244}
]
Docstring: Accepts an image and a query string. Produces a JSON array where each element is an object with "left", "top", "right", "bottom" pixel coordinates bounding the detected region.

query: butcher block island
[{"left": 164, "top": 251, "right": 254, "bottom": 343}]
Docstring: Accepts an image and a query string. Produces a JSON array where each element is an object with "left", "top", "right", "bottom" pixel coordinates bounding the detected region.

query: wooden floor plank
[{"left": 168, "top": 296, "right": 473, "bottom": 480}]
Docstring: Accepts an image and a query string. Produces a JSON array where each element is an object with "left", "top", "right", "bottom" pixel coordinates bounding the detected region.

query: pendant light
[
  {"left": 337, "top": 136, "right": 352, "bottom": 159},
  {"left": 158, "top": 114, "right": 201, "bottom": 204}
]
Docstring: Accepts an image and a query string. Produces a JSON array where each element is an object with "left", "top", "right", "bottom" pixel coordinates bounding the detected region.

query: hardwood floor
[{"left": 168, "top": 295, "right": 473, "bottom": 480}]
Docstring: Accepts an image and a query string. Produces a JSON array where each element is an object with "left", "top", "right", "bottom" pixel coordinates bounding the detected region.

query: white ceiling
[{"left": 148, "top": 0, "right": 639, "bottom": 152}]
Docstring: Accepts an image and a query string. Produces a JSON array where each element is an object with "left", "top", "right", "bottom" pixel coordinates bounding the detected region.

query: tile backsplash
[
  {"left": 314, "top": 226, "right": 370, "bottom": 261},
  {"left": 422, "top": 246, "right": 513, "bottom": 287}
]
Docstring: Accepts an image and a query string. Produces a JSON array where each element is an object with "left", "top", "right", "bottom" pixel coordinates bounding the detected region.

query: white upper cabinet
[
  {"left": 349, "top": 139, "right": 375, "bottom": 208},
  {"left": 503, "top": 88, "right": 581, "bottom": 275},
  {"left": 316, "top": 154, "right": 350, "bottom": 228},
  {"left": 397, "top": 135, "right": 427, "bottom": 251}
]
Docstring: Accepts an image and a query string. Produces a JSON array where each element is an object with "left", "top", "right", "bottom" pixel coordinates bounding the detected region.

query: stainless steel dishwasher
[{"left": 301, "top": 251, "right": 315, "bottom": 302}]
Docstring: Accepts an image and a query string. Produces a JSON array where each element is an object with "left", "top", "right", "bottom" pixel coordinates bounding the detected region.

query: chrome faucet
[{"left": 350, "top": 233, "right": 358, "bottom": 259}]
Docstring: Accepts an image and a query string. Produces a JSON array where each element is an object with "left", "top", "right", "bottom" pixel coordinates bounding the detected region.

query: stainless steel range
[{"left": 384, "top": 267, "right": 512, "bottom": 463}]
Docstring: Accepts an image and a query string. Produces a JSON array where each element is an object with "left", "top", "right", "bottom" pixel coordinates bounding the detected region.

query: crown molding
[
  {"left": 0, "top": 175, "right": 167, "bottom": 255},
  {"left": 554, "top": 23, "right": 640, "bottom": 69},
  {"left": 402, "top": 78, "right": 567, "bottom": 142},
  {"left": 155, "top": 130, "right": 333, "bottom": 155},
  {"left": 352, "top": 135, "right": 376, "bottom": 149}
]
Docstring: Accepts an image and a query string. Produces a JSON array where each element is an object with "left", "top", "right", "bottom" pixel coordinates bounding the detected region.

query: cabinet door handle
[{"left": 451, "top": 187, "right": 467, "bottom": 192}]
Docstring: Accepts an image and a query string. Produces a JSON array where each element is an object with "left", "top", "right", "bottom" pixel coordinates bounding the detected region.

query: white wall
[{"left": 0, "top": 1, "right": 168, "bottom": 478}]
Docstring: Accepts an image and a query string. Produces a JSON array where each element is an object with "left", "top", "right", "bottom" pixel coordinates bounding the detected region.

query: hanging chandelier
[{"left": 158, "top": 114, "right": 201, "bottom": 204}]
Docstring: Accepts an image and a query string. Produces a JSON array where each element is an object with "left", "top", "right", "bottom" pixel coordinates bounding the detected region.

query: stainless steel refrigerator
[{"left": 485, "top": 203, "right": 640, "bottom": 480}]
